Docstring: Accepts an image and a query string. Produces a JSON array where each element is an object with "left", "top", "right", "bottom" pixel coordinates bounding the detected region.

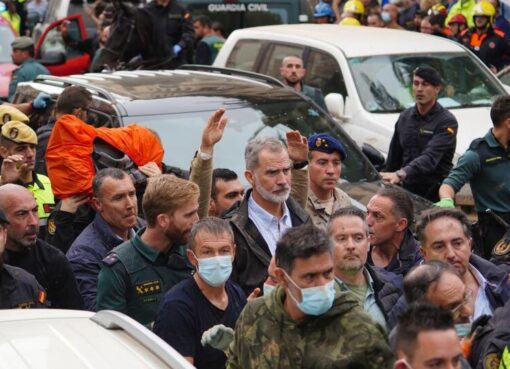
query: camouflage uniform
[
  {"left": 306, "top": 187, "right": 352, "bottom": 231},
  {"left": 226, "top": 284, "right": 393, "bottom": 369}
]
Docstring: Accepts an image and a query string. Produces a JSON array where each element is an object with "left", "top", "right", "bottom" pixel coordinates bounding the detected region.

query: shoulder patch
[
  {"left": 102, "top": 253, "right": 120, "bottom": 266},
  {"left": 483, "top": 352, "right": 500, "bottom": 369},
  {"left": 47, "top": 218, "right": 56, "bottom": 235},
  {"left": 134, "top": 280, "right": 161, "bottom": 296},
  {"left": 493, "top": 239, "right": 510, "bottom": 256}
]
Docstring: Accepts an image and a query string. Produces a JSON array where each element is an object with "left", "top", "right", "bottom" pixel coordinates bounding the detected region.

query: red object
[
  {"left": 448, "top": 13, "right": 468, "bottom": 25},
  {"left": 46, "top": 114, "right": 164, "bottom": 198}
]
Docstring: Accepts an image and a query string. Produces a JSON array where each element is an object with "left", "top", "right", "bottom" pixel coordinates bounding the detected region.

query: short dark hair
[
  {"left": 211, "top": 21, "right": 225, "bottom": 37},
  {"left": 55, "top": 86, "right": 93, "bottom": 114},
  {"left": 416, "top": 207, "right": 471, "bottom": 245},
  {"left": 403, "top": 260, "right": 457, "bottom": 304},
  {"left": 490, "top": 95, "right": 510, "bottom": 127},
  {"left": 395, "top": 303, "right": 455, "bottom": 360},
  {"left": 376, "top": 187, "right": 414, "bottom": 227},
  {"left": 275, "top": 224, "right": 331, "bottom": 273},
  {"left": 328, "top": 207, "right": 368, "bottom": 234},
  {"left": 92, "top": 168, "right": 130, "bottom": 197},
  {"left": 189, "top": 217, "right": 234, "bottom": 252},
  {"left": 193, "top": 15, "right": 211, "bottom": 28},
  {"left": 211, "top": 168, "right": 238, "bottom": 199}
]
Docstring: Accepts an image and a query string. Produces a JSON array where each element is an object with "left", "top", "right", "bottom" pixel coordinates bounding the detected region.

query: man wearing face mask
[
  {"left": 153, "top": 217, "right": 246, "bottom": 369},
  {"left": 226, "top": 224, "right": 393, "bottom": 369}
]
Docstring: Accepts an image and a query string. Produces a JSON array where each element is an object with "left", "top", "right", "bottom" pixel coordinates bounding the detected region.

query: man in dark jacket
[
  {"left": 381, "top": 66, "right": 458, "bottom": 202},
  {"left": 0, "top": 184, "right": 83, "bottom": 309},
  {"left": 66, "top": 168, "right": 141, "bottom": 311},
  {"left": 366, "top": 188, "right": 422, "bottom": 276},
  {"left": 329, "top": 207, "right": 404, "bottom": 330},
  {"left": 417, "top": 207, "right": 510, "bottom": 320},
  {"left": 223, "top": 135, "right": 311, "bottom": 296}
]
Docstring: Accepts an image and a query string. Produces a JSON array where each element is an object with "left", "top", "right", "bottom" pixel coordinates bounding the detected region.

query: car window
[
  {"left": 225, "top": 40, "right": 263, "bottom": 71},
  {"left": 305, "top": 49, "right": 347, "bottom": 98},
  {"left": 40, "top": 18, "right": 84, "bottom": 59},
  {"left": 126, "top": 99, "right": 378, "bottom": 185},
  {"left": 258, "top": 43, "right": 305, "bottom": 79}
]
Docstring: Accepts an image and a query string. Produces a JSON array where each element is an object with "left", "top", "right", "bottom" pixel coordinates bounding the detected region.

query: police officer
[
  {"left": 381, "top": 66, "right": 458, "bottom": 202},
  {"left": 192, "top": 15, "right": 224, "bottom": 65},
  {"left": 144, "top": 0, "right": 194, "bottom": 68},
  {"left": 96, "top": 175, "right": 198, "bottom": 326},
  {"left": 0, "top": 207, "right": 48, "bottom": 309},
  {"left": 0, "top": 120, "right": 55, "bottom": 237},
  {"left": 438, "top": 95, "right": 510, "bottom": 258},
  {"left": 8, "top": 37, "right": 49, "bottom": 102},
  {"left": 459, "top": 1, "right": 510, "bottom": 73}
]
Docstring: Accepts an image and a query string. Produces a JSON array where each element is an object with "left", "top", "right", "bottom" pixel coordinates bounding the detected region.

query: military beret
[
  {"left": 308, "top": 133, "right": 347, "bottom": 160},
  {"left": 0, "top": 105, "right": 29, "bottom": 125},
  {"left": 413, "top": 66, "right": 444, "bottom": 86},
  {"left": 1, "top": 121, "right": 38, "bottom": 145},
  {"left": 0, "top": 209, "right": 9, "bottom": 224},
  {"left": 11, "top": 36, "right": 35, "bottom": 50}
]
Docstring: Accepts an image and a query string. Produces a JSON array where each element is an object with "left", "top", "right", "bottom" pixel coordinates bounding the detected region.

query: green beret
[{"left": 11, "top": 36, "right": 34, "bottom": 50}]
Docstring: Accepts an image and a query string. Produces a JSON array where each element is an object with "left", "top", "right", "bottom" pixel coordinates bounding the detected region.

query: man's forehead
[
  {"left": 331, "top": 216, "right": 366, "bottom": 233},
  {"left": 424, "top": 217, "right": 466, "bottom": 240},
  {"left": 291, "top": 252, "right": 333, "bottom": 274},
  {"left": 195, "top": 230, "right": 233, "bottom": 245},
  {"left": 282, "top": 57, "right": 303, "bottom": 66},
  {"left": 258, "top": 148, "right": 290, "bottom": 166},
  {"left": 367, "top": 195, "right": 393, "bottom": 213},
  {"left": 429, "top": 272, "right": 465, "bottom": 302}
]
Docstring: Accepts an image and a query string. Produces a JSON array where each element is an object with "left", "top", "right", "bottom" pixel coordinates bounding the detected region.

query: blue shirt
[
  {"left": 153, "top": 278, "right": 246, "bottom": 369},
  {"left": 247, "top": 193, "right": 292, "bottom": 255}
]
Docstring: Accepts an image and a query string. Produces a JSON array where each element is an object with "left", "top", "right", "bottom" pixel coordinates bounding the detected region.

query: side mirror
[
  {"left": 362, "top": 143, "right": 385, "bottom": 171},
  {"left": 39, "top": 50, "right": 66, "bottom": 65},
  {"left": 325, "top": 93, "right": 352, "bottom": 121}
]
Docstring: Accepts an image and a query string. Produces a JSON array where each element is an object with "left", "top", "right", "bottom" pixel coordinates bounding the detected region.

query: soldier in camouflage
[{"left": 226, "top": 224, "right": 393, "bottom": 369}]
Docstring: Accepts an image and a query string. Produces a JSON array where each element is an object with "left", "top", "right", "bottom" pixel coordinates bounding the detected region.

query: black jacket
[
  {"left": 0, "top": 264, "right": 47, "bottom": 309},
  {"left": 5, "top": 239, "right": 83, "bottom": 309},
  {"left": 223, "top": 189, "right": 311, "bottom": 295},
  {"left": 470, "top": 254, "right": 510, "bottom": 310}
]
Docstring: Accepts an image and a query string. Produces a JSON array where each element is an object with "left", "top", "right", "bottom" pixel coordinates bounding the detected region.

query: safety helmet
[
  {"left": 343, "top": 0, "right": 365, "bottom": 16},
  {"left": 339, "top": 17, "right": 362, "bottom": 26},
  {"left": 428, "top": 3, "right": 447, "bottom": 17},
  {"left": 314, "top": 1, "right": 334, "bottom": 18},
  {"left": 473, "top": 1, "right": 496, "bottom": 23},
  {"left": 448, "top": 13, "right": 468, "bottom": 25}
]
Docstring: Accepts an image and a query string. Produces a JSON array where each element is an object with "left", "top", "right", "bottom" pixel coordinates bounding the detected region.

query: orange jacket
[{"left": 46, "top": 114, "right": 164, "bottom": 198}]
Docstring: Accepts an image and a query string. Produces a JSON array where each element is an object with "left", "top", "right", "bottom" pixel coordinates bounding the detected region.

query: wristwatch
[
  {"left": 293, "top": 160, "right": 309, "bottom": 170},
  {"left": 197, "top": 149, "right": 212, "bottom": 161}
]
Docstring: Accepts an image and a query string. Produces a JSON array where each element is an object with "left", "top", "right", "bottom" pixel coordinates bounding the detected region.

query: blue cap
[
  {"left": 314, "top": 2, "right": 334, "bottom": 17},
  {"left": 308, "top": 133, "right": 347, "bottom": 160}
]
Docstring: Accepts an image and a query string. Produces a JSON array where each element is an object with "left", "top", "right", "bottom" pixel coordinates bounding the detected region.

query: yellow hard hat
[
  {"left": 473, "top": 1, "right": 496, "bottom": 23},
  {"left": 0, "top": 105, "right": 29, "bottom": 125},
  {"left": 344, "top": 0, "right": 365, "bottom": 15},
  {"left": 339, "top": 17, "right": 362, "bottom": 26}
]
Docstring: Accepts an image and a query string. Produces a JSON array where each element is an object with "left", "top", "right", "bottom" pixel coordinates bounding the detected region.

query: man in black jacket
[
  {"left": 0, "top": 184, "right": 83, "bottom": 309},
  {"left": 328, "top": 207, "right": 404, "bottom": 330},
  {"left": 223, "top": 134, "right": 311, "bottom": 296}
]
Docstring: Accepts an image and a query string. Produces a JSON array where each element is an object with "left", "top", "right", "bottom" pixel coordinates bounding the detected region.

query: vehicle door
[{"left": 35, "top": 14, "right": 91, "bottom": 76}]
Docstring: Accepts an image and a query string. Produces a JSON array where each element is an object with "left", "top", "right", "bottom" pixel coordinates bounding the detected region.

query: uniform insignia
[
  {"left": 489, "top": 42, "right": 495, "bottom": 49},
  {"left": 2, "top": 113, "right": 11, "bottom": 123},
  {"left": 447, "top": 127, "right": 455, "bottom": 135},
  {"left": 483, "top": 353, "right": 500, "bottom": 369},
  {"left": 47, "top": 219, "right": 56, "bottom": 235},
  {"left": 43, "top": 203, "right": 55, "bottom": 214},
  {"left": 493, "top": 239, "right": 510, "bottom": 256},
  {"left": 135, "top": 280, "right": 162, "bottom": 296},
  {"left": 9, "top": 127, "right": 18, "bottom": 140},
  {"left": 102, "top": 253, "right": 120, "bottom": 266},
  {"left": 315, "top": 138, "right": 322, "bottom": 147},
  {"left": 38, "top": 290, "right": 46, "bottom": 304},
  {"left": 419, "top": 128, "right": 434, "bottom": 135}
]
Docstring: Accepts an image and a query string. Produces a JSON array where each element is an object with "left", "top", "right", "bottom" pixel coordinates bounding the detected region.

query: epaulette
[
  {"left": 469, "top": 137, "right": 486, "bottom": 151},
  {"left": 102, "top": 253, "right": 120, "bottom": 266}
]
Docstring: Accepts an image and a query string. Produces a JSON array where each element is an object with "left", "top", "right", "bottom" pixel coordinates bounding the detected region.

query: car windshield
[
  {"left": 125, "top": 100, "right": 379, "bottom": 185},
  {"left": 348, "top": 53, "right": 504, "bottom": 113},
  {"left": 0, "top": 24, "right": 15, "bottom": 63}
]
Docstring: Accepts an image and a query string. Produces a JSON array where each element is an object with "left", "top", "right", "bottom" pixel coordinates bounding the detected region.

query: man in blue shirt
[{"left": 153, "top": 217, "right": 246, "bottom": 369}]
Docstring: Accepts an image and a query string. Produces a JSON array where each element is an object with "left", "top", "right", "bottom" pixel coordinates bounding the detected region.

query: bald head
[{"left": 0, "top": 184, "right": 34, "bottom": 209}]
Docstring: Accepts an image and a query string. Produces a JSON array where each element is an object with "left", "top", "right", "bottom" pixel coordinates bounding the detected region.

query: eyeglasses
[{"left": 451, "top": 288, "right": 473, "bottom": 318}]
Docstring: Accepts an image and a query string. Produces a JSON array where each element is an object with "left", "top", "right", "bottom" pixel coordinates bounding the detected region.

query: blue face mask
[
  {"left": 195, "top": 254, "right": 233, "bottom": 287},
  {"left": 381, "top": 11, "right": 392, "bottom": 23},
  {"left": 263, "top": 283, "right": 276, "bottom": 295},
  {"left": 455, "top": 323, "right": 472, "bottom": 338},
  {"left": 285, "top": 272, "right": 335, "bottom": 316}
]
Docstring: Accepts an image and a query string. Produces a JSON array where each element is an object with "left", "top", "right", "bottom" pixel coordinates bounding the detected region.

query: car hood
[{"left": 371, "top": 106, "right": 491, "bottom": 156}]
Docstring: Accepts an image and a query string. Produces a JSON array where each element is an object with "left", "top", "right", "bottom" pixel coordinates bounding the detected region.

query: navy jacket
[
  {"left": 470, "top": 254, "right": 510, "bottom": 310},
  {"left": 66, "top": 213, "right": 142, "bottom": 311}
]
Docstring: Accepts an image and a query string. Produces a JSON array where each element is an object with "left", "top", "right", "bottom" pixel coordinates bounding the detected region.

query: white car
[
  {"left": 0, "top": 309, "right": 196, "bottom": 369},
  {"left": 214, "top": 24, "right": 509, "bottom": 158}
]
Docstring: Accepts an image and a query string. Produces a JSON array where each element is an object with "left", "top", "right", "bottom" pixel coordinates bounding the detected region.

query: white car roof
[
  {"left": 229, "top": 24, "right": 463, "bottom": 58},
  {"left": 0, "top": 310, "right": 195, "bottom": 369}
]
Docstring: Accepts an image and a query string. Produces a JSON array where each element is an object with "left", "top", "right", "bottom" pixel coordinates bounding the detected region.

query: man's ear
[
  {"left": 274, "top": 267, "right": 288, "bottom": 288},
  {"left": 209, "top": 198, "right": 216, "bottom": 216},
  {"left": 393, "top": 359, "right": 409, "bottom": 369},
  {"left": 91, "top": 197, "right": 101, "bottom": 212},
  {"left": 420, "top": 245, "right": 428, "bottom": 259},
  {"left": 245, "top": 170, "right": 254, "bottom": 187},
  {"left": 186, "top": 249, "right": 197, "bottom": 267},
  {"left": 395, "top": 218, "right": 408, "bottom": 233},
  {"left": 156, "top": 213, "right": 170, "bottom": 229}
]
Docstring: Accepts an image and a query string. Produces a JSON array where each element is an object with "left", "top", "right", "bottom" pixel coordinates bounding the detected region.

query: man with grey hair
[
  {"left": 66, "top": 168, "right": 142, "bottom": 311},
  {"left": 153, "top": 217, "right": 246, "bottom": 369},
  {"left": 223, "top": 132, "right": 311, "bottom": 295}
]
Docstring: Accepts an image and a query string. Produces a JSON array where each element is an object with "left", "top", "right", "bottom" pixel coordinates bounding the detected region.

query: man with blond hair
[{"left": 96, "top": 174, "right": 199, "bottom": 325}]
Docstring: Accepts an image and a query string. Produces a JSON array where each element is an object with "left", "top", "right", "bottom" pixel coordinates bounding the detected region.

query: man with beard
[
  {"left": 223, "top": 136, "right": 311, "bottom": 296},
  {"left": 97, "top": 174, "right": 198, "bottom": 326},
  {"left": 279, "top": 55, "right": 327, "bottom": 110},
  {"left": 0, "top": 184, "right": 82, "bottom": 309},
  {"left": 329, "top": 207, "right": 404, "bottom": 330},
  {"left": 381, "top": 66, "right": 458, "bottom": 202}
]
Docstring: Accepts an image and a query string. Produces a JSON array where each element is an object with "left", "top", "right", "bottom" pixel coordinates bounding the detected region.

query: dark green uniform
[
  {"left": 8, "top": 58, "right": 49, "bottom": 101},
  {"left": 96, "top": 228, "right": 193, "bottom": 325},
  {"left": 226, "top": 284, "right": 393, "bottom": 369}
]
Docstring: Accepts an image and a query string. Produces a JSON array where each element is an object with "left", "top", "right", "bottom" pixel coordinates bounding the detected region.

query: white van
[{"left": 214, "top": 24, "right": 509, "bottom": 158}]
